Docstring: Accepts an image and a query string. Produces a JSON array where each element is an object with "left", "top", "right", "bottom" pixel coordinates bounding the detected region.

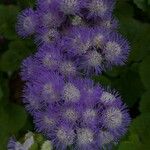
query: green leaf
[
  {"left": 0, "top": 104, "right": 27, "bottom": 149},
  {"left": 0, "top": 39, "right": 35, "bottom": 72},
  {"left": 134, "top": 0, "right": 150, "bottom": 11},
  {"left": 93, "top": 75, "right": 111, "bottom": 86},
  {"left": 112, "top": 68, "right": 144, "bottom": 107},
  {"left": 17, "top": 0, "right": 36, "bottom": 8},
  {"left": 0, "top": 86, "right": 3, "bottom": 100},
  {"left": 115, "top": 1, "right": 150, "bottom": 62},
  {"left": 140, "top": 91, "right": 150, "bottom": 113},
  {"left": 139, "top": 56, "right": 150, "bottom": 89},
  {"left": 130, "top": 113, "right": 150, "bottom": 144},
  {"left": 0, "top": 5, "right": 19, "bottom": 40}
]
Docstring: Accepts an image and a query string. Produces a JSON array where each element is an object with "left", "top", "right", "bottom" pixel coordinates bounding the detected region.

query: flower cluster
[{"left": 16, "top": 0, "right": 131, "bottom": 150}]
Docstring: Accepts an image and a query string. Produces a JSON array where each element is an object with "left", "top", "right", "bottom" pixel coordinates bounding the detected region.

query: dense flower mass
[{"left": 14, "top": 0, "right": 131, "bottom": 150}]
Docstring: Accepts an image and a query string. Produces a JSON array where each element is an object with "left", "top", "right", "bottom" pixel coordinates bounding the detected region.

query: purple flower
[
  {"left": 34, "top": 44, "right": 62, "bottom": 71},
  {"left": 50, "top": 123, "right": 76, "bottom": 150},
  {"left": 17, "top": 0, "right": 132, "bottom": 149},
  {"left": 16, "top": 8, "right": 38, "bottom": 38},
  {"left": 99, "top": 17, "right": 119, "bottom": 30},
  {"left": 36, "top": 5, "right": 64, "bottom": 28},
  {"left": 100, "top": 103, "right": 131, "bottom": 138},
  {"left": 20, "top": 56, "right": 45, "bottom": 81},
  {"left": 104, "top": 32, "right": 130, "bottom": 66},
  {"left": 7, "top": 138, "right": 24, "bottom": 150},
  {"left": 61, "top": 79, "right": 82, "bottom": 103},
  {"left": 75, "top": 127, "right": 97, "bottom": 150},
  {"left": 34, "top": 27, "right": 60, "bottom": 46},
  {"left": 28, "top": 70, "right": 64, "bottom": 105},
  {"left": 86, "top": 0, "right": 116, "bottom": 20},
  {"left": 91, "top": 27, "right": 110, "bottom": 48},
  {"left": 62, "top": 27, "right": 92, "bottom": 56},
  {"left": 34, "top": 105, "right": 61, "bottom": 134},
  {"left": 97, "top": 130, "right": 117, "bottom": 149},
  {"left": 36, "top": 0, "right": 59, "bottom": 10},
  {"left": 58, "top": 59, "right": 78, "bottom": 77},
  {"left": 60, "top": 0, "right": 82, "bottom": 15},
  {"left": 79, "top": 50, "right": 104, "bottom": 75}
]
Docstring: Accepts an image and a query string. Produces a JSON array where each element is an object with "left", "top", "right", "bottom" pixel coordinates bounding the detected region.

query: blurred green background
[{"left": 0, "top": 0, "right": 150, "bottom": 149}]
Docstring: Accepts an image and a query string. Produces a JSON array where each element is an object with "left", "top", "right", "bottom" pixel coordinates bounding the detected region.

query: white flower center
[
  {"left": 89, "top": 0, "right": 107, "bottom": 15},
  {"left": 100, "top": 92, "right": 116, "bottom": 103},
  {"left": 23, "top": 17, "right": 34, "bottom": 31},
  {"left": 44, "top": 116, "right": 55, "bottom": 126},
  {"left": 64, "top": 109, "right": 78, "bottom": 121},
  {"left": 77, "top": 128, "right": 94, "bottom": 145},
  {"left": 93, "top": 34, "right": 104, "bottom": 48},
  {"left": 99, "top": 131, "right": 114, "bottom": 145},
  {"left": 105, "top": 41, "right": 121, "bottom": 60},
  {"left": 61, "top": 0, "right": 78, "bottom": 14},
  {"left": 62, "top": 83, "right": 80, "bottom": 102},
  {"left": 43, "top": 53, "right": 58, "bottom": 68},
  {"left": 43, "top": 29, "right": 58, "bottom": 43},
  {"left": 104, "top": 107, "right": 123, "bottom": 129},
  {"left": 56, "top": 128, "right": 75, "bottom": 145},
  {"left": 43, "top": 13, "right": 54, "bottom": 26},
  {"left": 60, "top": 61, "right": 76, "bottom": 76},
  {"left": 87, "top": 51, "right": 103, "bottom": 67},
  {"left": 83, "top": 109, "right": 96, "bottom": 121},
  {"left": 43, "top": 83, "right": 53, "bottom": 94}
]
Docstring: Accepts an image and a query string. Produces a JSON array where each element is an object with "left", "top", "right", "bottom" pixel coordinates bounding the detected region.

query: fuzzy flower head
[
  {"left": 104, "top": 32, "right": 130, "bottom": 66},
  {"left": 34, "top": 27, "right": 59, "bottom": 46},
  {"left": 98, "top": 130, "right": 116, "bottom": 149},
  {"left": 59, "top": 60, "right": 77, "bottom": 77},
  {"left": 62, "top": 82, "right": 81, "bottom": 103},
  {"left": 51, "top": 124, "right": 76, "bottom": 150},
  {"left": 29, "top": 71, "right": 64, "bottom": 104},
  {"left": 79, "top": 50, "right": 104, "bottom": 75},
  {"left": 86, "top": 0, "right": 115, "bottom": 20},
  {"left": 16, "top": 8, "right": 38, "bottom": 38},
  {"left": 60, "top": 0, "right": 82, "bottom": 15},
  {"left": 7, "top": 137, "right": 34, "bottom": 150},
  {"left": 37, "top": 6, "right": 64, "bottom": 28},
  {"left": 76, "top": 128, "right": 97, "bottom": 150},
  {"left": 63, "top": 27, "right": 92, "bottom": 56},
  {"left": 99, "top": 17, "right": 119, "bottom": 30},
  {"left": 101, "top": 104, "right": 131, "bottom": 137},
  {"left": 34, "top": 44, "right": 62, "bottom": 72}
]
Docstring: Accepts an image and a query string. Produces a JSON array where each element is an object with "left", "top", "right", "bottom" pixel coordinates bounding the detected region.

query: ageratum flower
[
  {"left": 86, "top": 0, "right": 116, "bottom": 20},
  {"left": 7, "top": 138, "right": 23, "bottom": 150},
  {"left": 36, "top": 0, "right": 59, "bottom": 10},
  {"left": 28, "top": 70, "right": 64, "bottom": 105},
  {"left": 36, "top": 5, "right": 64, "bottom": 28},
  {"left": 7, "top": 136, "right": 34, "bottom": 150},
  {"left": 62, "top": 27, "right": 92, "bottom": 56},
  {"left": 51, "top": 123, "right": 76, "bottom": 150},
  {"left": 17, "top": 0, "right": 132, "bottom": 149},
  {"left": 60, "top": 0, "right": 82, "bottom": 15},
  {"left": 34, "top": 27, "right": 59, "bottom": 46},
  {"left": 75, "top": 127, "right": 97, "bottom": 150},
  {"left": 98, "top": 130, "right": 117, "bottom": 149},
  {"left": 99, "top": 17, "right": 119, "bottom": 30},
  {"left": 20, "top": 56, "right": 45, "bottom": 81},
  {"left": 34, "top": 44, "right": 62, "bottom": 71},
  {"left": 104, "top": 32, "right": 130, "bottom": 66},
  {"left": 101, "top": 104, "right": 131, "bottom": 138},
  {"left": 34, "top": 105, "right": 61, "bottom": 134},
  {"left": 16, "top": 8, "right": 38, "bottom": 38}
]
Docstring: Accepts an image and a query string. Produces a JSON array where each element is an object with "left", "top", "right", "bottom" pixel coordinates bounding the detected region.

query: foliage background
[{"left": 0, "top": 0, "right": 149, "bottom": 149}]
